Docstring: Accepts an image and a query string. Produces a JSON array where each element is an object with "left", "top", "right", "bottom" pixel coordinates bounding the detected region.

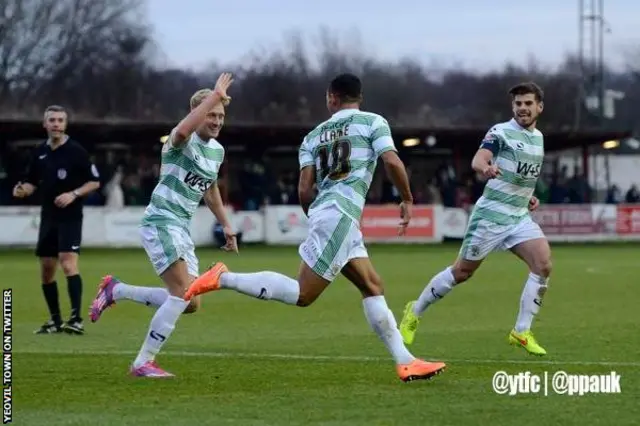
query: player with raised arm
[
  {"left": 88, "top": 73, "right": 238, "bottom": 377},
  {"left": 399, "top": 82, "right": 551, "bottom": 356},
  {"left": 184, "top": 73, "right": 446, "bottom": 382}
]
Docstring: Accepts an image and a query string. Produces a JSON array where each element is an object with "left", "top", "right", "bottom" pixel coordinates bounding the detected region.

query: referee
[{"left": 13, "top": 105, "right": 101, "bottom": 335}]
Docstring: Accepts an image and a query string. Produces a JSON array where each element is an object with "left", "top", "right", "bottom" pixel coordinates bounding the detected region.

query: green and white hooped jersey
[
  {"left": 298, "top": 109, "right": 397, "bottom": 222},
  {"left": 474, "top": 118, "right": 544, "bottom": 226},
  {"left": 141, "top": 131, "right": 224, "bottom": 228}
]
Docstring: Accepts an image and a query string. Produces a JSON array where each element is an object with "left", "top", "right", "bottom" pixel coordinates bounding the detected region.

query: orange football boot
[
  {"left": 397, "top": 359, "right": 446, "bottom": 382},
  {"left": 183, "top": 262, "right": 228, "bottom": 301}
]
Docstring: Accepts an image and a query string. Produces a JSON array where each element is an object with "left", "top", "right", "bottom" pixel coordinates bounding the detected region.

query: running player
[
  {"left": 89, "top": 73, "right": 237, "bottom": 377},
  {"left": 184, "top": 73, "right": 446, "bottom": 382},
  {"left": 399, "top": 82, "right": 551, "bottom": 356}
]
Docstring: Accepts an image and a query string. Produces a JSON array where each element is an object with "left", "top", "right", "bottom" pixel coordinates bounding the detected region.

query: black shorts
[{"left": 35, "top": 218, "right": 83, "bottom": 258}]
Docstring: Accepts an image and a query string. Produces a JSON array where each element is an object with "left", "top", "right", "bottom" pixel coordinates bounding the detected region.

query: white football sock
[
  {"left": 363, "top": 295, "right": 415, "bottom": 365},
  {"left": 515, "top": 273, "right": 548, "bottom": 333},
  {"left": 133, "top": 295, "right": 189, "bottom": 368},
  {"left": 413, "top": 266, "right": 455, "bottom": 316},
  {"left": 220, "top": 271, "right": 300, "bottom": 305},
  {"left": 113, "top": 282, "right": 169, "bottom": 308}
]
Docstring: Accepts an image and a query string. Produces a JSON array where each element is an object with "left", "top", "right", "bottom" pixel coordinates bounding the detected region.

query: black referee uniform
[{"left": 23, "top": 137, "right": 100, "bottom": 334}]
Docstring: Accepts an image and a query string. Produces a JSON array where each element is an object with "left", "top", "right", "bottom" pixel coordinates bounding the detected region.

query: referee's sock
[
  {"left": 67, "top": 275, "right": 83, "bottom": 321},
  {"left": 42, "top": 282, "right": 62, "bottom": 325}
]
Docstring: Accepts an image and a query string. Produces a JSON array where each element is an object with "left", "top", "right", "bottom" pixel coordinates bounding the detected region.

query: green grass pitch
[{"left": 6, "top": 242, "right": 640, "bottom": 425}]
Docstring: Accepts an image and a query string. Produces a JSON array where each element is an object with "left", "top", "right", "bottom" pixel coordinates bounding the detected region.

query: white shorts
[
  {"left": 298, "top": 206, "right": 368, "bottom": 282},
  {"left": 139, "top": 224, "right": 199, "bottom": 277},
  {"left": 459, "top": 214, "right": 545, "bottom": 261}
]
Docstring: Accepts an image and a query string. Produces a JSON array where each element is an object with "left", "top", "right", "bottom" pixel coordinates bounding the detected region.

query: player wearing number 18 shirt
[{"left": 184, "top": 73, "right": 446, "bottom": 382}]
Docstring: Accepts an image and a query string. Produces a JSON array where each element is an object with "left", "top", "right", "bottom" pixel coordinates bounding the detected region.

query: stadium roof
[{"left": 0, "top": 118, "right": 632, "bottom": 157}]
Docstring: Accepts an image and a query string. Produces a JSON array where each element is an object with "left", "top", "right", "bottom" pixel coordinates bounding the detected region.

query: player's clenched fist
[
  {"left": 221, "top": 225, "right": 239, "bottom": 254},
  {"left": 481, "top": 164, "right": 501, "bottom": 179}
]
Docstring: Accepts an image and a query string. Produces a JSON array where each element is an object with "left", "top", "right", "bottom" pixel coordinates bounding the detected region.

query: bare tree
[
  {"left": 0, "top": 0, "right": 149, "bottom": 116},
  {"left": 2, "top": 8, "right": 637, "bottom": 131}
]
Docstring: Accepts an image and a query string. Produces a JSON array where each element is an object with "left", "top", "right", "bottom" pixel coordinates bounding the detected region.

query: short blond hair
[
  {"left": 190, "top": 88, "right": 230, "bottom": 110},
  {"left": 190, "top": 89, "right": 212, "bottom": 110}
]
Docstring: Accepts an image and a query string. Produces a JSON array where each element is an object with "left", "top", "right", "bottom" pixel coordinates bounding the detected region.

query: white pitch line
[{"left": 13, "top": 349, "right": 640, "bottom": 367}]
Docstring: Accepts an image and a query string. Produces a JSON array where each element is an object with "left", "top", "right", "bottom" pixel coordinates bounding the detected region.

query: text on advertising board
[{"left": 360, "top": 206, "right": 434, "bottom": 240}]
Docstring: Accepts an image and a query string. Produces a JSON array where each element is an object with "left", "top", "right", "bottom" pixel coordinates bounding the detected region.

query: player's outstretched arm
[
  {"left": 171, "top": 73, "right": 233, "bottom": 148},
  {"left": 298, "top": 166, "right": 316, "bottom": 216}
]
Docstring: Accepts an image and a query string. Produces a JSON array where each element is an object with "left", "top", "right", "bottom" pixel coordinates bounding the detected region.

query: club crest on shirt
[{"left": 57, "top": 168, "right": 67, "bottom": 180}]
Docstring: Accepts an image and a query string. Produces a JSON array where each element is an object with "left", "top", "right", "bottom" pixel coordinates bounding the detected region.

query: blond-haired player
[
  {"left": 183, "top": 73, "right": 446, "bottom": 382},
  {"left": 89, "top": 73, "right": 237, "bottom": 377}
]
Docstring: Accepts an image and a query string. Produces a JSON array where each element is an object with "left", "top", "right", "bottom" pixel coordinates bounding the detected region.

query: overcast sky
[{"left": 145, "top": 0, "right": 638, "bottom": 72}]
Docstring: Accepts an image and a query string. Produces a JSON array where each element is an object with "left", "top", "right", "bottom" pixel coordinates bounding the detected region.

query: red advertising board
[
  {"left": 531, "top": 205, "right": 602, "bottom": 235},
  {"left": 360, "top": 205, "right": 435, "bottom": 241},
  {"left": 616, "top": 204, "right": 640, "bottom": 234}
]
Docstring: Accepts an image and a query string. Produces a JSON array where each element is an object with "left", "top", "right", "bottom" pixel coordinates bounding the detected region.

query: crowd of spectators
[{"left": 0, "top": 147, "right": 636, "bottom": 210}]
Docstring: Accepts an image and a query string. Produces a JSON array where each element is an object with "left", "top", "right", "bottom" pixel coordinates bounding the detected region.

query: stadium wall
[{"left": 1, "top": 203, "right": 639, "bottom": 248}]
